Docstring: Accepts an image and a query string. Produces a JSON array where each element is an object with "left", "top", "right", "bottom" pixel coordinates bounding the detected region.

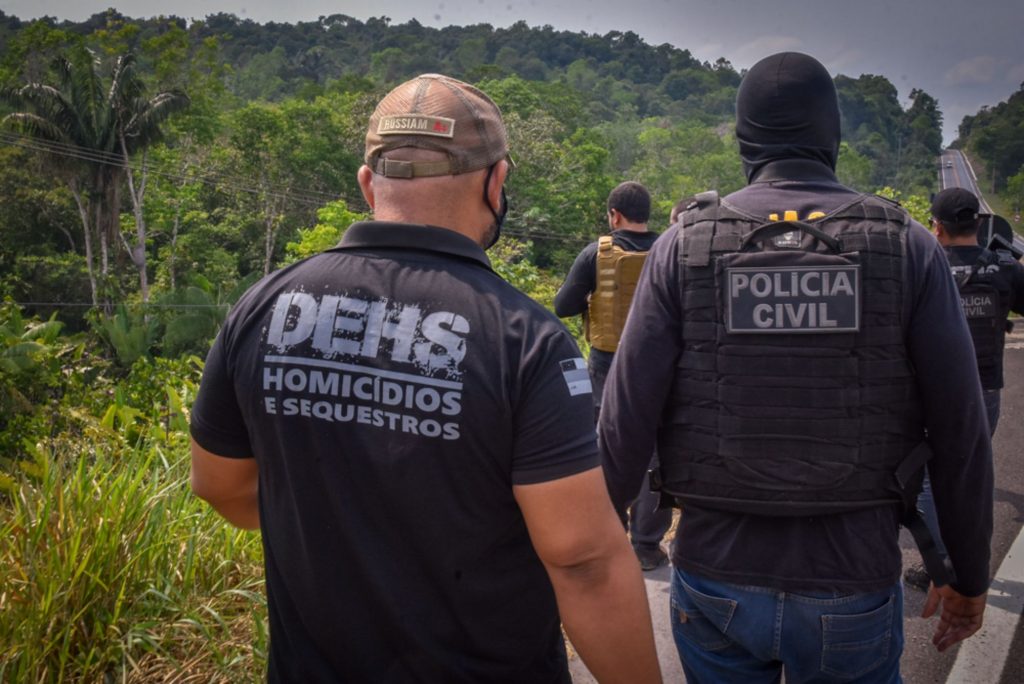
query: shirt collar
[{"left": 336, "top": 221, "right": 493, "bottom": 270}]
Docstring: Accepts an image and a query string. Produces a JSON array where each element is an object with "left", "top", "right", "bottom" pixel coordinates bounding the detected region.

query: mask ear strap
[
  {"left": 483, "top": 163, "right": 501, "bottom": 220},
  {"left": 482, "top": 163, "right": 508, "bottom": 250}
]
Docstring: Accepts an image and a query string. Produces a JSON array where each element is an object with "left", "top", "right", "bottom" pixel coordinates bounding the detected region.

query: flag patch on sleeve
[{"left": 559, "top": 358, "right": 592, "bottom": 396}]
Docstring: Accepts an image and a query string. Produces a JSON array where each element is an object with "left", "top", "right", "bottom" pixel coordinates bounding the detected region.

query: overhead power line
[
  {"left": 0, "top": 131, "right": 346, "bottom": 208},
  {"left": 11, "top": 301, "right": 229, "bottom": 309},
  {"left": 0, "top": 130, "right": 602, "bottom": 246}
]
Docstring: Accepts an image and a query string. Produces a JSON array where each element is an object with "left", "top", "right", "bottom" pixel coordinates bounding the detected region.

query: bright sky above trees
[{"left": 5, "top": 0, "right": 1022, "bottom": 144}]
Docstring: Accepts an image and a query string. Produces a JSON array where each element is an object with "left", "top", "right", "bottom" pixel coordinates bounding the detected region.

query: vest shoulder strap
[
  {"left": 693, "top": 190, "right": 719, "bottom": 209},
  {"left": 678, "top": 191, "right": 728, "bottom": 268},
  {"left": 824, "top": 193, "right": 909, "bottom": 224}
]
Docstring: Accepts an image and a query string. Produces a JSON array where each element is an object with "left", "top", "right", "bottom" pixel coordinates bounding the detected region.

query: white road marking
[{"left": 946, "top": 522, "right": 1024, "bottom": 683}]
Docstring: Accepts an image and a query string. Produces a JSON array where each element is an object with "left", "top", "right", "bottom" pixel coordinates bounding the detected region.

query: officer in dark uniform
[
  {"left": 189, "top": 74, "right": 661, "bottom": 683},
  {"left": 599, "top": 52, "right": 993, "bottom": 682},
  {"left": 905, "top": 186, "right": 1024, "bottom": 590},
  {"left": 554, "top": 182, "right": 671, "bottom": 571},
  {"left": 931, "top": 187, "right": 1024, "bottom": 433}
]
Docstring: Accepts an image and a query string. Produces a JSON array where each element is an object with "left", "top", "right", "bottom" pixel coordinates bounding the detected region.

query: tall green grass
[{"left": 0, "top": 435, "right": 267, "bottom": 682}]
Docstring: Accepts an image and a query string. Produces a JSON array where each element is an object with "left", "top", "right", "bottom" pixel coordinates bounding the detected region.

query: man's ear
[
  {"left": 608, "top": 208, "right": 621, "bottom": 229},
  {"left": 486, "top": 160, "right": 509, "bottom": 212},
  {"left": 357, "top": 165, "right": 376, "bottom": 210}
]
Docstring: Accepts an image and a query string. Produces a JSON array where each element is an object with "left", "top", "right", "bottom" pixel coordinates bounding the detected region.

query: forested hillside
[
  {"left": 0, "top": 8, "right": 943, "bottom": 334},
  {"left": 956, "top": 84, "right": 1024, "bottom": 215},
  {"left": 0, "top": 9, "right": 949, "bottom": 680}
]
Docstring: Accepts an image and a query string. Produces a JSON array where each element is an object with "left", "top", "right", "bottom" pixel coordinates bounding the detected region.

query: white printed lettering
[
  {"left": 753, "top": 303, "right": 773, "bottom": 328},
  {"left": 831, "top": 271, "right": 854, "bottom": 296},
  {"left": 267, "top": 292, "right": 318, "bottom": 350},
  {"left": 264, "top": 366, "right": 285, "bottom": 391},
  {"left": 731, "top": 272, "right": 750, "bottom": 298},
  {"left": 751, "top": 273, "right": 773, "bottom": 297}
]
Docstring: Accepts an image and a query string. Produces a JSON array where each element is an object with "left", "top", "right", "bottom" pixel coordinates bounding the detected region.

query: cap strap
[{"left": 374, "top": 158, "right": 456, "bottom": 178}]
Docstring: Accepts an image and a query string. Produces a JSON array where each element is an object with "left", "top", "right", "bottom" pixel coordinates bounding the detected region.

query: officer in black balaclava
[{"left": 599, "top": 52, "right": 993, "bottom": 682}]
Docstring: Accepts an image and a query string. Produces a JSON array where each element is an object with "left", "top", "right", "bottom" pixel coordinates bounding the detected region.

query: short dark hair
[
  {"left": 937, "top": 217, "right": 981, "bottom": 239},
  {"left": 669, "top": 198, "right": 690, "bottom": 225},
  {"left": 607, "top": 182, "right": 651, "bottom": 224}
]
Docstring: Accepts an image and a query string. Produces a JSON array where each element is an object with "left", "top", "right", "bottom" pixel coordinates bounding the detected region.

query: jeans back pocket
[
  {"left": 670, "top": 576, "right": 738, "bottom": 652},
  {"left": 820, "top": 594, "right": 895, "bottom": 680}
]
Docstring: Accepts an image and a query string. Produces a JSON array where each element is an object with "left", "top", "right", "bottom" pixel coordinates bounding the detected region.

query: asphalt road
[
  {"left": 900, "top": 334, "right": 1024, "bottom": 684},
  {"left": 569, "top": 337, "right": 1024, "bottom": 683},
  {"left": 940, "top": 149, "right": 1024, "bottom": 254},
  {"left": 940, "top": 149, "right": 985, "bottom": 209}
]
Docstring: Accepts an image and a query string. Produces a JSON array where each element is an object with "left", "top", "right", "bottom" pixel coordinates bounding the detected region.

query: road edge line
[
  {"left": 946, "top": 521, "right": 1024, "bottom": 683},
  {"left": 961, "top": 150, "right": 980, "bottom": 184}
]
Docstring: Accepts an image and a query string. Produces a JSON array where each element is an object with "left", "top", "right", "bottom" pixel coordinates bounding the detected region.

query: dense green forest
[
  {"left": 0, "top": 7, "right": 998, "bottom": 681},
  {"left": 0, "top": 8, "right": 947, "bottom": 332},
  {"left": 956, "top": 84, "right": 1024, "bottom": 215}
]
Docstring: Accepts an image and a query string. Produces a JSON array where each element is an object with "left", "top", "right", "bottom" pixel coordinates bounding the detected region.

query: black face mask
[{"left": 482, "top": 163, "right": 509, "bottom": 250}]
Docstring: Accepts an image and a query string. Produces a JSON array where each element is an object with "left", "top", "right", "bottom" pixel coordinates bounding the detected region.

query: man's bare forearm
[
  {"left": 203, "top": 489, "right": 260, "bottom": 530},
  {"left": 548, "top": 542, "right": 662, "bottom": 683}
]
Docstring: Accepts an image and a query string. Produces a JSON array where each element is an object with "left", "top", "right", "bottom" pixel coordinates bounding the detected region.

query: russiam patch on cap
[
  {"left": 931, "top": 187, "right": 980, "bottom": 224},
  {"left": 365, "top": 74, "right": 509, "bottom": 178}
]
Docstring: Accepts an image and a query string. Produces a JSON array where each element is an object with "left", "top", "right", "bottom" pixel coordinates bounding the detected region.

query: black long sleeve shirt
[{"left": 599, "top": 160, "right": 994, "bottom": 596}]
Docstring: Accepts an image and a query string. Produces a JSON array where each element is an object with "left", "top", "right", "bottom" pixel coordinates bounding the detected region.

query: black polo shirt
[{"left": 191, "top": 221, "right": 598, "bottom": 683}]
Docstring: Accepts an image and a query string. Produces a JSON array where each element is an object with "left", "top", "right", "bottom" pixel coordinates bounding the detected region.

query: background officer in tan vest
[{"left": 554, "top": 181, "right": 672, "bottom": 570}]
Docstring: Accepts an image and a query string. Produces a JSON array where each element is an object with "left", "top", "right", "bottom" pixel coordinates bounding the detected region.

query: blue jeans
[{"left": 670, "top": 569, "right": 903, "bottom": 684}]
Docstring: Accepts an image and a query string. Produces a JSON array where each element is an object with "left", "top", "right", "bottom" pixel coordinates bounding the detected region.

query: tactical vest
[
  {"left": 658, "top": 192, "right": 928, "bottom": 516},
  {"left": 951, "top": 249, "right": 1015, "bottom": 390},
  {"left": 587, "top": 235, "right": 649, "bottom": 352}
]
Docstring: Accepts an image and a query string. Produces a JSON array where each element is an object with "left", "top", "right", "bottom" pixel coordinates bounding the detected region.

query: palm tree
[{"left": 2, "top": 46, "right": 189, "bottom": 306}]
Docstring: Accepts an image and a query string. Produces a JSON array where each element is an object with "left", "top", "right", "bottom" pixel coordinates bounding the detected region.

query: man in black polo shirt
[
  {"left": 931, "top": 187, "right": 1024, "bottom": 433},
  {"left": 189, "top": 74, "right": 660, "bottom": 683}
]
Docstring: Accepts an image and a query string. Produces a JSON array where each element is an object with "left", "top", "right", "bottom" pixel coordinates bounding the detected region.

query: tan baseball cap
[{"left": 365, "top": 74, "right": 510, "bottom": 178}]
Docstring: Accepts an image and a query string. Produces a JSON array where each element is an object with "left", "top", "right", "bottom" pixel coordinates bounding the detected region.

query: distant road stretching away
[{"left": 939, "top": 149, "right": 1024, "bottom": 254}]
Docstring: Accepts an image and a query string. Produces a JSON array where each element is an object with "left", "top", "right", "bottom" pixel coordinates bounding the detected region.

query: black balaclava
[
  {"left": 482, "top": 162, "right": 508, "bottom": 249},
  {"left": 735, "top": 52, "right": 841, "bottom": 182}
]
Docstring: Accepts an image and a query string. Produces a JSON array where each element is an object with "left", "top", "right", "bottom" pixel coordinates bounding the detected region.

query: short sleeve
[
  {"left": 509, "top": 322, "right": 599, "bottom": 485},
  {"left": 190, "top": 326, "right": 254, "bottom": 459}
]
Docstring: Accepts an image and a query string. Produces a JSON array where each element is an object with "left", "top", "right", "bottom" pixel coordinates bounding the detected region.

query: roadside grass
[
  {"left": 962, "top": 151, "right": 1023, "bottom": 235},
  {"left": 0, "top": 432, "right": 267, "bottom": 682}
]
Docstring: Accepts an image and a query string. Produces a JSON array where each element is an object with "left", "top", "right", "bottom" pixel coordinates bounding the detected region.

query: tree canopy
[{"left": 0, "top": 8, "right": 954, "bottom": 344}]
